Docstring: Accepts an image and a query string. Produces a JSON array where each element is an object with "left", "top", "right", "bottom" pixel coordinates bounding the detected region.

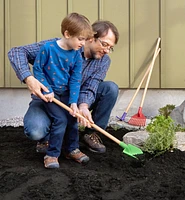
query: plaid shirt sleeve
[
  {"left": 78, "top": 55, "right": 111, "bottom": 106},
  {"left": 7, "top": 38, "right": 59, "bottom": 82}
]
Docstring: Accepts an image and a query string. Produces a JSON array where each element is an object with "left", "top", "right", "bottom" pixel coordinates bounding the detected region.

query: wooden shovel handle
[
  {"left": 140, "top": 38, "right": 161, "bottom": 108},
  {"left": 125, "top": 47, "right": 160, "bottom": 113},
  {"left": 52, "top": 98, "right": 121, "bottom": 145}
]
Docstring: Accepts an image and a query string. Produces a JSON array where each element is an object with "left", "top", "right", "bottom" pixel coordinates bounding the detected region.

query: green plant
[
  {"left": 158, "top": 104, "right": 185, "bottom": 131},
  {"left": 158, "top": 104, "right": 175, "bottom": 118},
  {"left": 174, "top": 124, "right": 185, "bottom": 132},
  {"left": 78, "top": 125, "right": 85, "bottom": 132},
  {"left": 143, "top": 115, "right": 176, "bottom": 155}
]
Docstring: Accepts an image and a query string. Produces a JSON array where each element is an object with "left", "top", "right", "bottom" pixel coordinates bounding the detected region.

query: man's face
[{"left": 89, "top": 29, "right": 116, "bottom": 59}]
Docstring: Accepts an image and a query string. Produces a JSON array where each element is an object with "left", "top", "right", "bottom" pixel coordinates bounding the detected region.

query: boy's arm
[{"left": 68, "top": 52, "right": 82, "bottom": 105}]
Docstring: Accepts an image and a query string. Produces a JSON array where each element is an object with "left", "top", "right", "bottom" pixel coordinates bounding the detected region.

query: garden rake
[
  {"left": 52, "top": 98, "right": 143, "bottom": 159},
  {"left": 117, "top": 48, "right": 160, "bottom": 121},
  {"left": 128, "top": 37, "right": 161, "bottom": 126}
]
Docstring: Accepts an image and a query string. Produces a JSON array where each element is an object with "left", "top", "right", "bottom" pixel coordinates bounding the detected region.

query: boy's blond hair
[{"left": 61, "top": 13, "right": 94, "bottom": 39}]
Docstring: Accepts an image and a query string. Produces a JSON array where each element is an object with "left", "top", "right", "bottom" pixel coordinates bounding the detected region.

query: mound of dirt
[{"left": 0, "top": 126, "right": 185, "bottom": 200}]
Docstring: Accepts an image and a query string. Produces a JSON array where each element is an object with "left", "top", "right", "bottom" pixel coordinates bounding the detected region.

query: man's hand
[
  {"left": 24, "top": 76, "right": 49, "bottom": 102},
  {"left": 78, "top": 103, "right": 94, "bottom": 128},
  {"left": 70, "top": 103, "right": 79, "bottom": 117}
]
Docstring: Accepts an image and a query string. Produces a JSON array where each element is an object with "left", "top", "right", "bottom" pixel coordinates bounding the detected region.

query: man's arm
[
  {"left": 78, "top": 55, "right": 111, "bottom": 106},
  {"left": 8, "top": 38, "right": 59, "bottom": 82},
  {"left": 78, "top": 55, "right": 111, "bottom": 126},
  {"left": 7, "top": 38, "right": 59, "bottom": 101}
]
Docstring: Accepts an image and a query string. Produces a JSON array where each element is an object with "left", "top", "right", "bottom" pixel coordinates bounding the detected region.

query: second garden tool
[
  {"left": 128, "top": 38, "right": 161, "bottom": 126},
  {"left": 117, "top": 48, "right": 160, "bottom": 121}
]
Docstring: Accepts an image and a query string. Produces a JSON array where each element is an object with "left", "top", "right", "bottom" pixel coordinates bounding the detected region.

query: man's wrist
[
  {"left": 21, "top": 71, "right": 33, "bottom": 83},
  {"left": 24, "top": 75, "right": 34, "bottom": 84},
  {"left": 79, "top": 103, "right": 89, "bottom": 109}
]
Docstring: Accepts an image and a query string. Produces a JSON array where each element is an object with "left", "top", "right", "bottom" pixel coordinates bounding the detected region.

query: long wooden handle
[
  {"left": 52, "top": 98, "right": 121, "bottom": 145},
  {"left": 140, "top": 38, "right": 161, "bottom": 108},
  {"left": 125, "top": 48, "right": 160, "bottom": 113}
]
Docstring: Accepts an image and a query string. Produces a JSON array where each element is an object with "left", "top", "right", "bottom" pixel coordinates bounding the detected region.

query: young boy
[{"left": 33, "top": 12, "right": 94, "bottom": 168}]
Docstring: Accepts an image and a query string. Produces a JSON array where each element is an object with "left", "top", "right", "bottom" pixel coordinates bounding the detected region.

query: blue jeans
[
  {"left": 89, "top": 81, "right": 118, "bottom": 129},
  {"left": 23, "top": 81, "right": 118, "bottom": 144},
  {"left": 24, "top": 94, "right": 78, "bottom": 157},
  {"left": 45, "top": 94, "right": 78, "bottom": 157}
]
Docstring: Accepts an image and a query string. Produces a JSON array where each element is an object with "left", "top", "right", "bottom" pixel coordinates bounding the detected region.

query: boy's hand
[
  {"left": 44, "top": 92, "right": 54, "bottom": 102},
  {"left": 70, "top": 103, "right": 79, "bottom": 117}
]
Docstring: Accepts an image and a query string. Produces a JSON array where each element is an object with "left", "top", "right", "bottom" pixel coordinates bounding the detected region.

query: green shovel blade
[{"left": 119, "top": 141, "right": 143, "bottom": 159}]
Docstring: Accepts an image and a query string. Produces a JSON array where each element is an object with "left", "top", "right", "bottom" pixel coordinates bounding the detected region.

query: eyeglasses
[{"left": 97, "top": 38, "right": 114, "bottom": 53}]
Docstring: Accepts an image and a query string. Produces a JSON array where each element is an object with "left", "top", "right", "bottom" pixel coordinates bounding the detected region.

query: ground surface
[{"left": 0, "top": 127, "right": 185, "bottom": 200}]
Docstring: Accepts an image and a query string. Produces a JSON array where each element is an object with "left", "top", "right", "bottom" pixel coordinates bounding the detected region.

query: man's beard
[{"left": 90, "top": 49, "right": 102, "bottom": 60}]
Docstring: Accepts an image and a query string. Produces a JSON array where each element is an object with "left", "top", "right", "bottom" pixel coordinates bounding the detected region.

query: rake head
[{"left": 128, "top": 107, "right": 146, "bottom": 126}]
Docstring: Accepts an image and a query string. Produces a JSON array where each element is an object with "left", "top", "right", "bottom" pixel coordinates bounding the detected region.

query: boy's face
[{"left": 67, "top": 36, "right": 86, "bottom": 50}]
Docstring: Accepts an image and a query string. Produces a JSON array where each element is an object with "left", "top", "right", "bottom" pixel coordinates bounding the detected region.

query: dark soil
[{"left": 0, "top": 127, "right": 185, "bottom": 200}]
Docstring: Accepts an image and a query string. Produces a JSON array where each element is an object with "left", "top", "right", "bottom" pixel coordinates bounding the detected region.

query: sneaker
[
  {"left": 44, "top": 155, "right": 59, "bottom": 168},
  {"left": 36, "top": 141, "right": 49, "bottom": 153},
  {"left": 65, "top": 148, "right": 89, "bottom": 164},
  {"left": 83, "top": 132, "right": 106, "bottom": 153}
]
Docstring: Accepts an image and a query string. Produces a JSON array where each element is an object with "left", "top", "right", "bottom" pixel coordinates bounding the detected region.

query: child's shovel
[{"left": 52, "top": 98, "right": 143, "bottom": 159}]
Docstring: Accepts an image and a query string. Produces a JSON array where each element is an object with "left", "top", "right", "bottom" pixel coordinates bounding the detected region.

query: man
[{"left": 8, "top": 20, "right": 119, "bottom": 154}]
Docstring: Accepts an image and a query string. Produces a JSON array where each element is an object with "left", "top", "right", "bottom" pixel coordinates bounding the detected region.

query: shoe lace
[
  {"left": 37, "top": 141, "right": 49, "bottom": 147},
  {"left": 89, "top": 133, "right": 103, "bottom": 144},
  {"left": 72, "top": 148, "right": 80, "bottom": 154}
]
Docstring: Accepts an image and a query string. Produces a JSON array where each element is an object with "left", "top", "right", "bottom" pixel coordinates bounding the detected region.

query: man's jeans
[
  {"left": 23, "top": 81, "right": 119, "bottom": 143},
  {"left": 89, "top": 81, "right": 118, "bottom": 129}
]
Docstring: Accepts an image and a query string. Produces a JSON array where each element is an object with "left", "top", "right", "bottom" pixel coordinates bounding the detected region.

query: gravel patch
[
  {"left": 0, "top": 116, "right": 142, "bottom": 131},
  {"left": 0, "top": 116, "right": 117, "bottom": 128},
  {"left": 0, "top": 117, "right": 23, "bottom": 127}
]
